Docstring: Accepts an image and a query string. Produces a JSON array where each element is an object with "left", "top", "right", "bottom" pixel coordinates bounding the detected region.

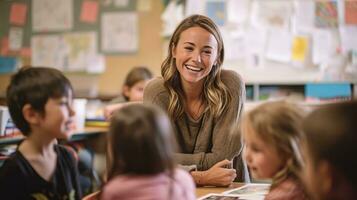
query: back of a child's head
[
  {"left": 124, "top": 66, "right": 152, "bottom": 88},
  {"left": 303, "top": 100, "right": 357, "bottom": 189},
  {"left": 243, "top": 101, "right": 305, "bottom": 180},
  {"left": 107, "top": 104, "right": 175, "bottom": 179},
  {"left": 6, "top": 66, "right": 73, "bottom": 136}
]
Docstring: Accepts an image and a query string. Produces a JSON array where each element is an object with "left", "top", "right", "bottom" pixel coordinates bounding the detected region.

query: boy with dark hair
[{"left": 0, "top": 66, "right": 82, "bottom": 199}]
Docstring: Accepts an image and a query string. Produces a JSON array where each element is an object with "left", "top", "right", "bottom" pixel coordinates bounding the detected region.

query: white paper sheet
[
  {"left": 101, "top": 12, "right": 138, "bottom": 53},
  {"left": 294, "top": 1, "right": 315, "bottom": 32},
  {"left": 31, "top": 35, "right": 65, "bottom": 70},
  {"left": 227, "top": 0, "right": 250, "bottom": 24},
  {"left": 9, "top": 27, "right": 23, "bottom": 51},
  {"left": 32, "top": 0, "right": 73, "bottom": 32},
  {"left": 185, "top": 0, "right": 206, "bottom": 16},
  {"left": 161, "top": 1, "right": 184, "bottom": 37},
  {"left": 340, "top": 26, "right": 357, "bottom": 53},
  {"left": 313, "top": 29, "right": 333, "bottom": 65},
  {"left": 265, "top": 29, "right": 292, "bottom": 63},
  {"left": 113, "top": 0, "right": 129, "bottom": 7}
]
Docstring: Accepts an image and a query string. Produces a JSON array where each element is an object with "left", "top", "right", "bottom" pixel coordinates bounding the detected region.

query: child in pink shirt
[{"left": 101, "top": 104, "right": 196, "bottom": 200}]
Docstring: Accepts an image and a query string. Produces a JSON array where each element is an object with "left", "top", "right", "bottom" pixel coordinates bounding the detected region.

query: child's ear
[
  {"left": 22, "top": 104, "right": 41, "bottom": 125},
  {"left": 317, "top": 160, "right": 333, "bottom": 195},
  {"left": 123, "top": 85, "right": 130, "bottom": 99}
]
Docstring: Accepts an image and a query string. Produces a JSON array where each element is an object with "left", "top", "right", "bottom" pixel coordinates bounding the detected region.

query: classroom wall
[
  {"left": 0, "top": 0, "right": 164, "bottom": 98},
  {"left": 98, "top": 0, "right": 164, "bottom": 96}
]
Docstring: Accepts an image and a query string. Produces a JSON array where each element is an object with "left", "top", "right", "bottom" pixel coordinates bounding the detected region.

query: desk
[
  {"left": 0, "top": 127, "right": 107, "bottom": 146},
  {"left": 196, "top": 182, "right": 245, "bottom": 198}
]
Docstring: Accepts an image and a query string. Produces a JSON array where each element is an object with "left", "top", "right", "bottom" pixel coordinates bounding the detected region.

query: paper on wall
[
  {"left": 227, "top": 0, "right": 250, "bottom": 24},
  {"left": 292, "top": 36, "right": 308, "bottom": 62},
  {"left": 31, "top": 35, "right": 65, "bottom": 70},
  {"left": 32, "top": 0, "right": 73, "bottom": 32},
  {"left": 137, "top": 0, "right": 151, "bottom": 12},
  {"left": 340, "top": 26, "right": 357, "bottom": 53},
  {"left": 114, "top": 0, "right": 129, "bottom": 8},
  {"left": 101, "top": 12, "right": 138, "bottom": 53},
  {"left": 265, "top": 29, "right": 292, "bottom": 63},
  {"left": 10, "top": 3, "right": 27, "bottom": 26},
  {"left": 185, "top": 0, "right": 206, "bottom": 16},
  {"left": 294, "top": 1, "right": 315, "bottom": 32},
  {"left": 313, "top": 29, "right": 333, "bottom": 64},
  {"left": 9, "top": 27, "right": 23, "bottom": 51}
]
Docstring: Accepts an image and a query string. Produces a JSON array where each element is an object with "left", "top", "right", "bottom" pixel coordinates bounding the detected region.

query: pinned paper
[
  {"left": 345, "top": 1, "right": 357, "bottom": 25},
  {"left": 0, "top": 37, "right": 9, "bottom": 56},
  {"left": 10, "top": 3, "right": 27, "bottom": 26},
  {"left": 206, "top": 1, "right": 226, "bottom": 26},
  {"left": 265, "top": 30, "right": 292, "bottom": 63},
  {"left": 137, "top": 0, "right": 151, "bottom": 12},
  {"left": 80, "top": 1, "right": 99, "bottom": 23},
  {"left": 114, "top": 0, "right": 129, "bottom": 7},
  {"left": 292, "top": 36, "right": 308, "bottom": 62},
  {"left": 315, "top": 1, "right": 338, "bottom": 28},
  {"left": 9, "top": 27, "right": 23, "bottom": 51},
  {"left": 313, "top": 29, "right": 333, "bottom": 65}
]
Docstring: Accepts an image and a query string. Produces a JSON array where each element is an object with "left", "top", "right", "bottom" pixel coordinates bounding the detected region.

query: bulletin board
[{"left": 0, "top": 0, "right": 138, "bottom": 73}]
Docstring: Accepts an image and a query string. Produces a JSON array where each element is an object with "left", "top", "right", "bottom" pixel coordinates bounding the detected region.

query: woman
[{"left": 144, "top": 15, "right": 248, "bottom": 186}]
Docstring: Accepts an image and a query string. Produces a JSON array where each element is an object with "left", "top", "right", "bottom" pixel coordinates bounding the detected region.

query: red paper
[
  {"left": 10, "top": 3, "right": 27, "bottom": 26},
  {"left": 0, "top": 37, "right": 9, "bottom": 56},
  {"left": 345, "top": 1, "right": 357, "bottom": 25},
  {"left": 20, "top": 47, "right": 32, "bottom": 57},
  {"left": 80, "top": 1, "right": 98, "bottom": 23}
]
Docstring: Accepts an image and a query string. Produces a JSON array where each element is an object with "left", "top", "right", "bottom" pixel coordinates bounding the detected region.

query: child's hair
[
  {"left": 107, "top": 104, "right": 175, "bottom": 179},
  {"left": 303, "top": 100, "right": 357, "bottom": 188},
  {"left": 122, "top": 66, "right": 152, "bottom": 100},
  {"left": 6, "top": 66, "right": 73, "bottom": 136},
  {"left": 242, "top": 101, "right": 305, "bottom": 186}
]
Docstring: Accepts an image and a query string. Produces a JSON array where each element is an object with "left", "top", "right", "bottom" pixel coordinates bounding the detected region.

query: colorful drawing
[{"left": 315, "top": 1, "right": 338, "bottom": 28}]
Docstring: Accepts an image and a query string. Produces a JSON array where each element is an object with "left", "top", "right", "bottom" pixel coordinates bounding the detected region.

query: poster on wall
[
  {"left": 206, "top": 0, "right": 226, "bottom": 26},
  {"left": 31, "top": 35, "right": 65, "bottom": 69},
  {"left": 32, "top": 0, "right": 73, "bottom": 32},
  {"left": 101, "top": 12, "right": 138, "bottom": 53}
]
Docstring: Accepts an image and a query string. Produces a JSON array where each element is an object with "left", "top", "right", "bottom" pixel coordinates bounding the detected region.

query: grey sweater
[{"left": 144, "top": 70, "right": 247, "bottom": 180}]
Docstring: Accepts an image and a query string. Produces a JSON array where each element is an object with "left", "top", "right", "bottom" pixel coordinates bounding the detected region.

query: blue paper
[{"left": 0, "top": 56, "right": 17, "bottom": 73}]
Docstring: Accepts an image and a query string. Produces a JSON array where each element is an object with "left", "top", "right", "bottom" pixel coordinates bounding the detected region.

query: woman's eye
[
  {"left": 203, "top": 50, "right": 212, "bottom": 54},
  {"left": 184, "top": 47, "right": 193, "bottom": 51}
]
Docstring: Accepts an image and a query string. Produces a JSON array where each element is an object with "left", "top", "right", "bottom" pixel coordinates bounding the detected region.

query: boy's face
[
  {"left": 38, "top": 93, "right": 75, "bottom": 139},
  {"left": 243, "top": 123, "right": 285, "bottom": 180},
  {"left": 123, "top": 80, "right": 149, "bottom": 102}
]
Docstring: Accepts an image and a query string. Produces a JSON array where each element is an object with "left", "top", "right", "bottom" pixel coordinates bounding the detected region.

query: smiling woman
[{"left": 144, "top": 15, "right": 248, "bottom": 186}]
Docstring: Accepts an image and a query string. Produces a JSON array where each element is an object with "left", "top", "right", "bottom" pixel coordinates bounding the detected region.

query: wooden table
[{"left": 196, "top": 182, "right": 245, "bottom": 198}]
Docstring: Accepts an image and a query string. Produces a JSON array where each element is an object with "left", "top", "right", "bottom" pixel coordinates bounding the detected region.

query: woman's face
[{"left": 172, "top": 26, "right": 218, "bottom": 86}]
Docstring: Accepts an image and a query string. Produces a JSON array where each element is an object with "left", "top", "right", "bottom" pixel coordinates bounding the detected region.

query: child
[
  {"left": 242, "top": 101, "right": 308, "bottom": 200},
  {"left": 0, "top": 67, "right": 82, "bottom": 199},
  {"left": 101, "top": 104, "right": 196, "bottom": 200},
  {"left": 302, "top": 100, "right": 357, "bottom": 200},
  {"left": 104, "top": 66, "right": 152, "bottom": 119}
]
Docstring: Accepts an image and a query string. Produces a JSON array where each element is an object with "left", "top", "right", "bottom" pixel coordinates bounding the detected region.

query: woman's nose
[{"left": 192, "top": 51, "right": 202, "bottom": 63}]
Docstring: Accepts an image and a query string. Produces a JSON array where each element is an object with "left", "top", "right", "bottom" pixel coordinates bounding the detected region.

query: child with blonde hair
[
  {"left": 302, "top": 100, "right": 357, "bottom": 200},
  {"left": 242, "top": 101, "right": 308, "bottom": 200},
  {"left": 101, "top": 104, "right": 195, "bottom": 200}
]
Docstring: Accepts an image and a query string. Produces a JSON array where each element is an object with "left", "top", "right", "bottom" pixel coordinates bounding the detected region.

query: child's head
[
  {"left": 6, "top": 66, "right": 74, "bottom": 137},
  {"left": 107, "top": 104, "right": 175, "bottom": 179},
  {"left": 122, "top": 66, "right": 152, "bottom": 102},
  {"left": 242, "top": 101, "right": 305, "bottom": 184},
  {"left": 302, "top": 101, "right": 357, "bottom": 200}
]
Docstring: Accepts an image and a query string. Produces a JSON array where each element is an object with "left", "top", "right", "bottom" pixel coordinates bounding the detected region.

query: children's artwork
[
  {"left": 250, "top": 1, "right": 293, "bottom": 29},
  {"left": 223, "top": 183, "right": 271, "bottom": 198},
  {"left": 32, "top": 0, "right": 73, "bottom": 32},
  {"left": 62, "top": 32, "right": 97, "bottom": 71},
  {"left": 80, "top": 0, "right": 99, "bottom": 23},
  {"left": 10, "top": 3, "right": 27, "bottom": 26},
  {"left": 31, "top": 35, "right": 65, "bottom": 70},
  {"left": 292, "top": 36, "right": 308, "bottom": 62},
  {"left": 101, "top": 12, "right": 138, "bottom": 53},
  {"left": 345, "top": 1, "right": 357, "bottom": 25},
  {"left": 315, "top": 1, "right": 338, "bottom": 28},
  {"left": 206, "top": 0, "right": 226, "bottom": 26},
  {"left": 265, "top": 29, "right": 292, "bottom": 63},
  {"left": 9, "top": 27, "right": 23, "bottom": 51}
]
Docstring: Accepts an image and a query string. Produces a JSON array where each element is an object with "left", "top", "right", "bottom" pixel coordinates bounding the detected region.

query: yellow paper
[{"left": 292, "top": 36, "right": 308, "bottom": 61}]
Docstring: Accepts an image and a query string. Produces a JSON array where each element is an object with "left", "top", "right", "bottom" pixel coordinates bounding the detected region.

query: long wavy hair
[
  {"left": 242, "top": 101, "right": 306, "bottom": 188},
  {"left": 161, "top": 14, "right": 231, "bottom": 120}
]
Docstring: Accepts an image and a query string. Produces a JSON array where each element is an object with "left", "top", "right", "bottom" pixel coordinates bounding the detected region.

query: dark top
[{"left": 0, "top": 145, "right": 82, "bottom": 200}]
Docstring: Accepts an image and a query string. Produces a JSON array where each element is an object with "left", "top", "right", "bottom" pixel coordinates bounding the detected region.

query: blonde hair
[
  {"left": 242, "top": 101, "right": 305, "bottom": 187},
  {"left": 161, "top": 14, "right": 231, "bottom": 120}
]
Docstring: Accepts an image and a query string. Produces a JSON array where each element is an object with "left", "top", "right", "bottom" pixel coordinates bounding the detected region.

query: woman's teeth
[{"left": 185, "top": 64, "right": 202, "bottom": 72}]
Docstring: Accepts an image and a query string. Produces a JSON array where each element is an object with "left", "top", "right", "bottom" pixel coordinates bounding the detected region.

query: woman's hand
[{"left": 191, "top": 159, "right": 236, "bottom": 186}]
